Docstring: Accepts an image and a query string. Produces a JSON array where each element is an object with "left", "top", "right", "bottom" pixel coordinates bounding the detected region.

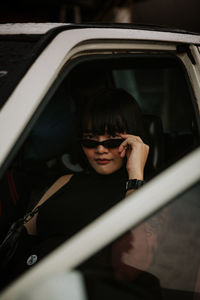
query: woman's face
[{"left": 81, "top": 133, "right": 125, "bottom": 175}]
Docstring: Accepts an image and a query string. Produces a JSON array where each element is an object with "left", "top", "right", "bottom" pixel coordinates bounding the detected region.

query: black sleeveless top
[
  {"left": 3, "top": 168, "right": 162, "bottom": 300},
  {"left": 33, "top": 167, "right": 128, "bottom": 258},
  {"left": 2, "top": 167, "right": 128, "bottom": 285}
]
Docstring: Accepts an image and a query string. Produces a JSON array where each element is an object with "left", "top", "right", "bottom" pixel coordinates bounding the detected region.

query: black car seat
[{"left": 143, "top": 114, "right": 164, "bottom": 179}]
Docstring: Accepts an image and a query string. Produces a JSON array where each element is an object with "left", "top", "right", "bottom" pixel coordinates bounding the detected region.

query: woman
[
  {"left": 3, "top": 88, "right": 150, "bottom": 288},
  {"left": 24, "top": 87, "right": 149, "bottom": 235}
]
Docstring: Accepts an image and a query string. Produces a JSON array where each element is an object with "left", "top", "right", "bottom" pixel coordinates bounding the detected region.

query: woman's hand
[{"left": 119, "top": 134, "right": 149, "bottom": 180}]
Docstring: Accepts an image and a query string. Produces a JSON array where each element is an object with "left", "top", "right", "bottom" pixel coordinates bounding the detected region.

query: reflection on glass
[
  {"left": 112, "top": 208, "right": 167, "bottom": 282},
  {"left": 79, "top": 181, "right": 200, "bottom": 300}
]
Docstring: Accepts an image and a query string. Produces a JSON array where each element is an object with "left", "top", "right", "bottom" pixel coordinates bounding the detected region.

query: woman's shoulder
[
  {"left": 39, "top": 171, "right": 88, "bottom": 205},
  {"left": 31, "top": 174, "right": 74, "bottom": 211},
  {"left": 25, "top": 174, "right": 74, "bottom": 235},
  {"left": 56, "top": 174, "right": 74, "bottom": 185},
  {"left": 43, "top": 174, "right": 74, "bottom": 201}
]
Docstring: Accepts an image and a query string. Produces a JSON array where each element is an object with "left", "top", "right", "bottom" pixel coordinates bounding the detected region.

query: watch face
[{"left": 126, "top": 179, "right": 145, "bottom": 191}]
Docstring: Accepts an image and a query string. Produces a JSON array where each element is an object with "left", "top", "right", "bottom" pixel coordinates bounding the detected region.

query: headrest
[{"left": 143, "top": 114, "right": 164, "bottom": 179}]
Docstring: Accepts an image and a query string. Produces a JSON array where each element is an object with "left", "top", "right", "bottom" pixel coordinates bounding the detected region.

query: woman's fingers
[
  {"left": 120, "top": 148, "right": 126, "bottom": 158},
  {"left": 118, "top": 134, "right": 143, "bottom": 153},
  {"left": 118, "top": 134, "right": 149, "bottom": 179},
  {"left": 120, "top": 133, "right": 143, "bottom": 143}
]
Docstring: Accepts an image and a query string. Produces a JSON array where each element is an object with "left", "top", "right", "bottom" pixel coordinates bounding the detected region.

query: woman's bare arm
[{"left": 25, "top": 174, "right": 73, "bottom": 235}]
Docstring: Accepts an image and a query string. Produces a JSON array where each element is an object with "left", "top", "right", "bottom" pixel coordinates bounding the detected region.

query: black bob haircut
[{"left": 77, "top": 88, "right": 148, "bottom": 143}]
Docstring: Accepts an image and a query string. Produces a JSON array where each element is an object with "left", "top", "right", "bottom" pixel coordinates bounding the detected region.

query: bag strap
[
  {"left": 23, "top": 206, "right": 40, "bottom": 224},
  {"left": 23, "top": 174, "right": 74, "bottom": 225}
]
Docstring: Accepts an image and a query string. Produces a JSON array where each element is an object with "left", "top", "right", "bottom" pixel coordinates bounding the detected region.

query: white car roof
[
  {"left": 0, "top": 23, "right": 68, "bottom": 35},
  {"left": 0, "top": 22, "right": 199, "bottom": 42}
]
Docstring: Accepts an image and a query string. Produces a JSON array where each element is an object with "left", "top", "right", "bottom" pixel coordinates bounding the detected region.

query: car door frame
[{"left": 0, "top": 27, "right": 200, "bottom": 177}]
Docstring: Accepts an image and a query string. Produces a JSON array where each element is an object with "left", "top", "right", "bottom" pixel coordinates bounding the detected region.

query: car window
[
  {"left": 0, "top": 52, "right": 199, "bottom": 288},
  {"left": 76, "top": 180, "right": 200, "bottom": 300},
  {"left": 1, "top": 53, "right": 199, "bottom": 220},
  {"left": 59, "top": 55, "right": 199, "bottom": 170},
  {"left": 18, "top": 54, "right": 199, "bottom": 190}
]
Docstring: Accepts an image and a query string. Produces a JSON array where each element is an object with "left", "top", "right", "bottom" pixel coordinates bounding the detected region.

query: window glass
[{"left": 77, "top": 181, "right": 200, "bottom": 300}]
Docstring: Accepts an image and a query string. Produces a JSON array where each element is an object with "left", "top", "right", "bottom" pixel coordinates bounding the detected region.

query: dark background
[{"left": 0, "top": 0, "right": 200, "bottom": 33}]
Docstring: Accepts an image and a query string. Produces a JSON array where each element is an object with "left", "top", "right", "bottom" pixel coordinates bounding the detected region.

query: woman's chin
[{"left": 93, "top": 164, "right": 121, "bottom": 175}]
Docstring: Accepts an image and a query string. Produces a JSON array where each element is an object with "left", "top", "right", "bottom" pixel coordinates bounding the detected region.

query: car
[{"left": 0, "top": 23, "right": 200, "bottom": 299}]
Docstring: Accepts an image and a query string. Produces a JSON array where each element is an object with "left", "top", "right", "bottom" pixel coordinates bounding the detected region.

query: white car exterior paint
[
  {"left": 0, "top": 23, "right": 67, "bottom": 34},
  {"left": 190, "top": 45, "right": 200, "bottom": 73},
  {"left": 1, "top": 147, "right": 200, "bottom": 300},
  {"left": 0, "top": 27, "right": 200, "bottom": 170},
  {"left": 0, "top": 23, "right": 200, "bottom": 43},
  {"left": 178, "top": 51, "right": 200, "bottom": 112}
]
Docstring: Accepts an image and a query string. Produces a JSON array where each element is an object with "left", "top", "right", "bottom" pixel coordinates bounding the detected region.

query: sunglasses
[{"left": 80, "top": 138, "right": 124, "bottom": 149}]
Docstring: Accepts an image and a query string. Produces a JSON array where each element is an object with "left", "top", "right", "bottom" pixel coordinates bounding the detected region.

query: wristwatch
[{"left": 126, "top": 179, "right": 145, "bottom": 191}]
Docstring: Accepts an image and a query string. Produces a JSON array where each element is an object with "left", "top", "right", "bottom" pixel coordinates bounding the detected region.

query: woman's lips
[{"left": 95, "top": 159, "right": 111, "bottom": 165}]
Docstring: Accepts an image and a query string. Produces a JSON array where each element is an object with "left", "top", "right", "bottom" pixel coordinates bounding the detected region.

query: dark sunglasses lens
[
  {"left": 81, "top": 139, "right": 97, "bottom": 148},
  {"left": 81, "top": 139, "right": 124, "bottom": 148},
  {"left": 104, "top": 139, "right": 123, "bottom": 148}
]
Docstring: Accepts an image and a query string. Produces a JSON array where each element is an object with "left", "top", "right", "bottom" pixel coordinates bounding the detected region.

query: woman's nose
[{"left": 95, "top": 144, "right": 108, "bottom": 153}]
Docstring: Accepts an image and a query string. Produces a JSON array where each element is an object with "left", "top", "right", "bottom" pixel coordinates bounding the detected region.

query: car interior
[
  {"left": 21, "top": 54, "right": 199, "bottom": 176},
  {"left": 0, "top": 52, "right": 200, "bottom": 297}
]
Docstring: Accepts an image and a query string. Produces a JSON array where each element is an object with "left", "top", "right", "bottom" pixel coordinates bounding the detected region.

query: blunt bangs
[
  {"left": 78, "top": 88, "right": 146, "bottom": 141},
  {"left": 81, "top": 104, "right": 128, "bottom": 136}
]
